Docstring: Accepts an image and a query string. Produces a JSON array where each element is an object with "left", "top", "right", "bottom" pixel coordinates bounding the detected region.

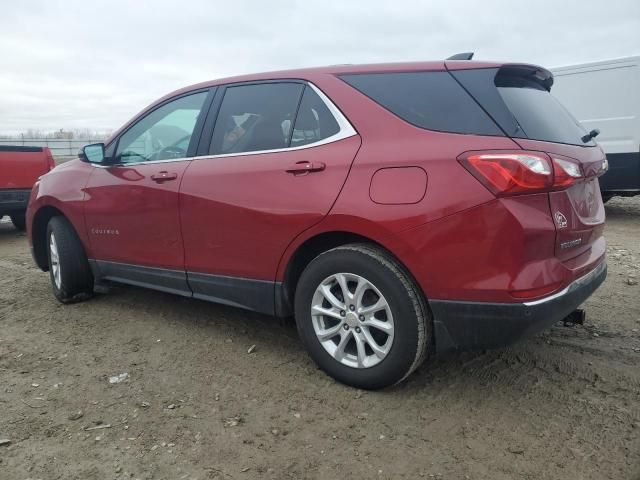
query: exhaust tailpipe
[{"left": 563, "top": 309, "right": 585, "bottom": 326}]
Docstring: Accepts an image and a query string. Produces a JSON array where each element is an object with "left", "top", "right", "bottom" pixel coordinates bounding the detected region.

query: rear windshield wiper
[{"left": 581, "top": 128, "right": 600, "bottom": 143}]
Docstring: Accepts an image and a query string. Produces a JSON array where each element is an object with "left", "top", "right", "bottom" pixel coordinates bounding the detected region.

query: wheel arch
[
  {"left": 31, "top": 205, "right": 66, "bottom": 271},
  {"left": 277, "top": 228, "right": 424, "bottom": 318}
]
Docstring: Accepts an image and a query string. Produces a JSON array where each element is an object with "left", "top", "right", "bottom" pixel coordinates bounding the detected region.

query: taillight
[
  {"left": 459, "top": 151, "right": 584, "bottom": 196},
  {"left": 551, "top": 157, "right": 582, "bottom": 188},
  {"left": 44, "top": 147, "right": 56, "bottom": 171},
  {"left": 459, "top": 152, "right": 552, "bottom": 195}
]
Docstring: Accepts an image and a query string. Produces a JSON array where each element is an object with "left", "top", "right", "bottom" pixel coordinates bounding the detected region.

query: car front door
[
  {"left": 179, "top": 81, "right": 360, "bottom": 312},
  {"left": 84, "top": 90, "right": 211, "bottom": 294}
]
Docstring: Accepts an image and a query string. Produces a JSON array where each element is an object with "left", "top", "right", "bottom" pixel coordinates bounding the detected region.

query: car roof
[
  {"left": 107, "top": 59, "right": 539, "bottom": 145},
  {"left": 157, "top": 60, "right": 514, "bottom": 102}
]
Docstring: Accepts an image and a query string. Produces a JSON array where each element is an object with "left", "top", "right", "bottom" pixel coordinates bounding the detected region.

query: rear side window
[
  {"left": 340, "top": 72, "right": 502, "bottom": 136},
  {"left": 210, "top": 83, "right": 304, "bottom": 155},
  {"left": 291, "top": 87, "right": 340, "bottom": 147}
]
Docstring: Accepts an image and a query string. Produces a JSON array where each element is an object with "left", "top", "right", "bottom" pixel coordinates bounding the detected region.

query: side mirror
[{"left": 80, "top": 143, "right": 106, "bottom": 164}]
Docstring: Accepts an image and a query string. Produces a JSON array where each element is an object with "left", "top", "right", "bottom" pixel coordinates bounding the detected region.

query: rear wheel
[
  {"left": 46, "top": 216, "right": 94, "bottom": 303},
  {"left": 10, "top": 212, "right": 26, "bottom": 231},
  {"left": 295, "top": 244, "right": 431, "bottom": 389},
  {"left": 602, "top": 193, "right": 613, "bottom": 204}
]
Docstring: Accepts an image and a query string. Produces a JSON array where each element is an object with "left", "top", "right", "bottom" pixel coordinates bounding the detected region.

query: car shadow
[
  {"left": 87, "top": 280, "right": 604, "bottom": 400},
  {"left": 0, "top": 216, "right": 25, "bottom": 239}
]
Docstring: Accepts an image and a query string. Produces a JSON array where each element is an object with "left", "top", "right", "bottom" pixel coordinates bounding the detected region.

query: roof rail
[{"left": 447, "top": 52, "right": 474, "bottom": 61}]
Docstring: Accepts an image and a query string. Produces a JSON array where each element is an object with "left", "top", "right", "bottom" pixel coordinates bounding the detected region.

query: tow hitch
[{"left": 563, "top": 309, "right": 585, "bottom": 326}]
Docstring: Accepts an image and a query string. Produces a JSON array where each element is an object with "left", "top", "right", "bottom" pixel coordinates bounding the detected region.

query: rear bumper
[
  {"left": 430, "top": 261, "right": 607, "bottom": 352},
  {"left": 0, "top": 188, "right": 30, "bottom": 213}
]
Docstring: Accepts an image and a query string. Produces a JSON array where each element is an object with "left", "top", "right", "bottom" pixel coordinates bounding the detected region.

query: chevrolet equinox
[{"left": 27, "top": 56, "right": 608, "bottom": 389}]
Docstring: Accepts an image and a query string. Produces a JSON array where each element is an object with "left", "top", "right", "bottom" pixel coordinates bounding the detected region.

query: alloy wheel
[
  {"left": 49, "top": 233, "right": 61, "bottom": 289},
  {"left": 311, "top": 273, "right": 394, "bottom": 368}
]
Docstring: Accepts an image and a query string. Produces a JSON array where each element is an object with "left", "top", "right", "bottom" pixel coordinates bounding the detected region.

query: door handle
[
  {"left": 150, "top": 171, "right": 178, "bottom": 182},
  {"left": 285, "top": 161, "right": 326, "bottom": 175}
]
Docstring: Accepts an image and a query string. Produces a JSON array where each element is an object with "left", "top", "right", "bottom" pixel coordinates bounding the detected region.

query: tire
[
  {"left": 10, "top": 212, "right": 26, "bottom": 231},
  {"left": 294, "top": 243, "right": 432, "bottom": 389},
  {"left": 602, "top": 193, "right": 613, "bottom": 204},
  {"left": 46, "top": 216, "right": 94, "bottom": 303}
]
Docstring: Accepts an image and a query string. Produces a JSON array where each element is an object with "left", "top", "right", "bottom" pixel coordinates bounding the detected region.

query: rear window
[
  {"left": 340, "top": 72, "right": 502, "bottom": 136},
  {"left": 496, "top": 76, "right": 593, "bottom": 146},
  {"left": 452, "top": 68, "right": 593, "bottom": 146}
]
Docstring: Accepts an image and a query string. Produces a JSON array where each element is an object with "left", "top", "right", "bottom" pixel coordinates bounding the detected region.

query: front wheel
[
  {"left": 295, "top": 244, "right": 432, "bottom": 389},
  {"left": 46, "top": 216, "right": 94, "bottom": 303}
]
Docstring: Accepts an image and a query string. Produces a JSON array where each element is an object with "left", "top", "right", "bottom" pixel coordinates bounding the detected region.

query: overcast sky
[{"left": 1, "top": 0, "right": 638, "bottom": 135}]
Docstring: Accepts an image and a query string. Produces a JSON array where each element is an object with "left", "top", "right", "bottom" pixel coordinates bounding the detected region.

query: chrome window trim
[{"left": 92, "top": 81, "right": 357, "bottom": 169}]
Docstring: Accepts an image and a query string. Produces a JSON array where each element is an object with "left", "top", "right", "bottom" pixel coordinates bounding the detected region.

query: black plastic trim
[
  {"left": 195, "top": 87, "right": 224, "bottom": 157},
  {"left": 0, "top": 145, "right": 44, "bottom": 152},
  {"left": 188, "top": 271, "right": 277, "bottom": 315},
  {"left": 0, "top": 188, "right": 31, "bottom": 212},
  {"left": 89, "top": 260, "right": 281, "bottom": 316},
  {"left": 430, "top": 262, "right": 607, "bottom": 352},
  {"left": 187, "top": 87, "right": 217, "bottom": 158},
  {"left": 90, "top": 260, "right": 191, "bottom": 297}
]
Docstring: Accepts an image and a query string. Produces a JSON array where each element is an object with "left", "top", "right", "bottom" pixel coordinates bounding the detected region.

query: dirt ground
[{"left": 0, "top": 198, "right": 639, "bottom": 480}]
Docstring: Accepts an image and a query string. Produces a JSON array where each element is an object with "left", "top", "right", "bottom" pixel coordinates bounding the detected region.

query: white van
[{"left": 551, "top": 56, "right": 640, "bottom": 201}]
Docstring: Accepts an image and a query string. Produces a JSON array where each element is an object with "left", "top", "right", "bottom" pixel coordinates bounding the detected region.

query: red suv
[{"left": 27, "top": 57, "right": 608, "bottom": 389}]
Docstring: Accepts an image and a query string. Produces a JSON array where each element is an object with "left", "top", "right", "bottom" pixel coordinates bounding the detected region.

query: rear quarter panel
[{"left": 276, "top": 72, "right": 522, "bottom": 290}]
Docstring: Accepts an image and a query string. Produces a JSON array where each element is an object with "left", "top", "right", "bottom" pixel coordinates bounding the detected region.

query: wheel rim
[
  {"left": 311, "top": 273, "right": 394, "bottom": 369},
  {"left": 49, "top": 233, "right": 61, "bottom": 289}
]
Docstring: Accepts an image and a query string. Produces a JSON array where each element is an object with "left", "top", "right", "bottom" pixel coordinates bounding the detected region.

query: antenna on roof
[{"left": 446, "top": 52, "right": 474, "bottom": 61}]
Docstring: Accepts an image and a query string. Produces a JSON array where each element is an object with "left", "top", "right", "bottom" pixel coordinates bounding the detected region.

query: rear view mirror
[{"left": 80, "top": 143, "right": 105, "bottom": 164}]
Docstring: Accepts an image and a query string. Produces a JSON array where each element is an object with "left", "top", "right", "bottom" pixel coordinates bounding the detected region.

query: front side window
[
  {"left": 210, "top": 83, "right": 304, "bottom": 155},
  {"left": 116, "top": 91, "right": 208, "bottom": 163}
]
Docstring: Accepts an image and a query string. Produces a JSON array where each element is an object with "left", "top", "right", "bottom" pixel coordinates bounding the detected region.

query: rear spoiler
[
  {"left": 445, "top": 54, "right": 554, "bottom": 91},
  {"left": 496, "top": 64, "right": 554, "bottom": 91}
]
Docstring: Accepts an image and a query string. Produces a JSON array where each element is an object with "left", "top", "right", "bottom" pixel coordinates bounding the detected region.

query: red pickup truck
[{"left": 0, "top": 146, "right": 55, "bottom": 230}]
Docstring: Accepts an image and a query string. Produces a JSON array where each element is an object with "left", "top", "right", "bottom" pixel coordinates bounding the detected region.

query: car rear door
[
  {"left": 179, "top": 81, "right": 360, "bottom": 313},
  {"left": 83, "top": 90, "right": 212, "bottom": 294}
]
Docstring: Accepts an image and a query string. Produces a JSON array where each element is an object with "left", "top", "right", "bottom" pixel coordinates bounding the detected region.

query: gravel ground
[{"left": 0, "top": 198, "right": 639, "bottom": 480}]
